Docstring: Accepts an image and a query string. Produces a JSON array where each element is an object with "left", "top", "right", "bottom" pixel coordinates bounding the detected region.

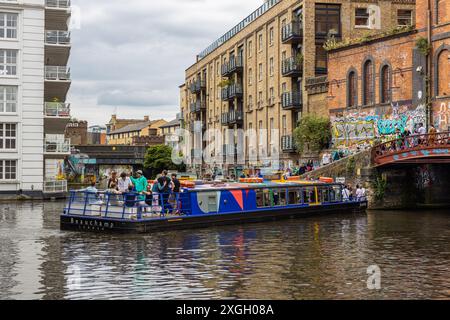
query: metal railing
[
  {"left": 228, "top": 109, "right": 243, "bottom": 124},
  {"left": 281, "top": 92, "right": 302, "bottom": 109},
  {"left": 281, "top": 22, "right": 303, "bottom": 43},
  {"left": 45, "top": 30, "right": 71, "bottom": 45},
  {"left": 45, "top": 66, "right": 71, "bottom": 81},
  {"left": 228, "top": 83, "right": 243, "bottom": 99},
  {"left": 45, "top": 102, "right": 70, "bottom": 117},
  {"left": 281, "top": 135, "right": 295, "bottom": 151},
  {"left": 44, "top": 138, "right": 71, "bottom": 153},
  {"left": 282, "top": 57, "right": 303, "bottom": 76},
  {"left": 221, "top": 56, "right": 244, "bottom": 76},
  {"left": 44, "top": 180, "right": 68, "bottom": 193},
  {"left": 372, "top": 131, "right": 450, "bottom": 164},
  {"left": 45, "top": 0, "right": 71, "bottom": 9},
  {"left": 189, "top": 79, "right": 206, "bottom": 93}
]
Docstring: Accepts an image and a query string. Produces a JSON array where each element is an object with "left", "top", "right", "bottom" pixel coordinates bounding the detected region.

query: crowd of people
[
  {"left": 82, "top": 169, "right": 182, "bottom": 215},
  {"left": 342, "top": 184, "right": 367, "bottom": 202}
]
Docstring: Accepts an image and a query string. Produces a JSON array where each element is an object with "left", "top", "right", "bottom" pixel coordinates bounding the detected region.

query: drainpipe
[{"left": 426, "top": 0, "right": 433, "bottom": 130}]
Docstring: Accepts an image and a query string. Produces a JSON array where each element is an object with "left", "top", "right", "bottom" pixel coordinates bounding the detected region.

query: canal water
[{"left": 0, "top": 201, "right": 449, "bottom": 300}]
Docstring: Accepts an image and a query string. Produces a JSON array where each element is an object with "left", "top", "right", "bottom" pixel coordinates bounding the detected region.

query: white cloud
[{"left": 68, "top": 0, "right": 262, "bottom": 125}]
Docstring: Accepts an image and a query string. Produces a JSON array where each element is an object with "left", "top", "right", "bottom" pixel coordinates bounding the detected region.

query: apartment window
[
  {"left": 258, "top": 63, "right": 263, "bottom": 81},
  {"left": 397, "top": 10, "right": 412, "bottom": 26},
  {"left": 315, "top": 4, "right": 341, "bottom": 36},
  {"left": 437, "top": 49, "right": 450, "bottom": 96},
  {"left": 315, "top": 44, "right": 327, "bottom": 74},
  {"left": 0, "top": 123, "right": 16, "bottom": 149},
  {"left": 0, "top": 86, "right": 17, "bottom": 113},
  {"left": 0, "top": 13, "right": 18, "bottom": 39},
  {"left": 355, "top": 8, "right": 369, "bottom": 27},
  {"left": 0, "top": 159, "right": 16, "bottom": 180},
  {"left": 347, "top": 70, "right": 357, "bottom": 108},
  {"left": 269, "top": 27, "right": 274, "bottom": 46},
  {"left": 380, "top": 65, "right": 391, "bottom": 103},
  {"left": 282, "top": 82, "right": 287, "bottom": 93},
  {"left": 258, "top": 120, "right": 263, "bottom": 144},
  {"left": 248, "top": 95, "right": 253, "bottom": 109},
  {"left": 248, "top": 68, "right": 253, "bottom": 85},
  {"left": 282, "top": 115, "right": 287, "bottom": 136},
  {"left": 269, "top": 87, "right": 274, "bottom": 102},
  {"left": 258, "top": 91, "right": 263, "bottom": 106},
  {"left": 248, "top": 41, "right": 253, "bottom": 58},
  {"left": 0, "top": 49, "right": 17, "bottom": 76},
  {"left": 269, "top": 57, "right": 274, "bottom": 76},
  {"left": 362, "top": 59, "right": 375, "bottom": 106},
  {"left": 258, "top": 34, "right": 263, "bottom": 51}
]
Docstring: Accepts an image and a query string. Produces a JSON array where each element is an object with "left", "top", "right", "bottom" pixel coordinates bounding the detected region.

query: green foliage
[
  {"left": 416, "top": 37, "right": 432, "bottom": 56},
  {"left": 323, "top": 25, "right": 414, "bottom": 51},
  {"left": 218, "top": 78, "right": 234, "bottom": 88},
  {"left": 346, "top": 156, "right": 356, "bottom": 174},
  {"left": 293, "top": 115, "right": 331, "bottom": 154},
  {"left": 295, "top": 53, "right": 304, "bottom": 66},
  {"left": 144, "top": 144, "right": 185, "bottom": 178},
  {"left": 372, "top": 175, "right": 387, "bottom": 201}
]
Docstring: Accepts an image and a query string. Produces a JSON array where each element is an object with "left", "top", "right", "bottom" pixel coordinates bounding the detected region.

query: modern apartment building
[
  {"left": 181, "top": 0, "right": 416, "bottom": 177},
  {"left": 0, "top": 0, "right": 71, "bottom": 197}
]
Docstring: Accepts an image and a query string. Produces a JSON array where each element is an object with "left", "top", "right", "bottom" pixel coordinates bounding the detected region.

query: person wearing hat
[{"left": 130, "top": 170, "right": 148, "bottom": 200}]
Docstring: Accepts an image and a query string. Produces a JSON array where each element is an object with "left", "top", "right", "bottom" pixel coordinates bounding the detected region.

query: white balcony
[
  {"left": 45, "top": 66, "right": 71, "bottom": 81},
  {"left": 46, "top": 30, "right": 71, "bottom": 45},
  {"left": 45, "top": 102, "right": 71, "bottom": 117},
  {"left": 44, "top": 138, "right": 71, "bottom": 155},
  {"left": 46, "top": 0, "right": 71, "bottom": 9},
  {"left": 45, "top": 66, "right": 71, "bottom": 102},
  {"left": 44, "top": 180, "right": 68, "bottom": 194}
]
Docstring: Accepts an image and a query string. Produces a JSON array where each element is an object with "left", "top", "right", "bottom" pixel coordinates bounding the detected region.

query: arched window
[
  {"left": 362, "top": 59, "right": 374, "bottom": 106},
  {"left": 347, "top": 70, "right": 357, "bottom": 108},
  {"left": 380, "top": 65, "right": 391, "bottom": 103},
  {"left": 437, "top": 49, "right": 449, "bottom": 96}
]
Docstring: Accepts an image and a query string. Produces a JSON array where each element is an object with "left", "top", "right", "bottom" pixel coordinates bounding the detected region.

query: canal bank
[{"left": 0, "top": 201, "right": 449, "bottom": 299}]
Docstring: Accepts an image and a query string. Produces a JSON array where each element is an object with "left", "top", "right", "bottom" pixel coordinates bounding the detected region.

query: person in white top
[
  {"left": 342, "top": 186, "right": 351, "bottom": 201},
  {"left": 118, "top": 172, "right": 132, "bottom": 193},
  {"left": 356, "top": 185, "right": 367, "bottom": 201}
]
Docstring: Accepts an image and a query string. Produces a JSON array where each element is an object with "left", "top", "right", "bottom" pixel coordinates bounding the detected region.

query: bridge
[{"left": 372, "top": 131, "right": 450, "bottom": 166}]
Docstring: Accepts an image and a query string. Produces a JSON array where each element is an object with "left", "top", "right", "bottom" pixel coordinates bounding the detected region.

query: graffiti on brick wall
[
  {"left": 331, "top": 103, "right": 426, "bottom": 149},
  {"left": 434, "top": 101, "right": 450, "bottom": 132}
]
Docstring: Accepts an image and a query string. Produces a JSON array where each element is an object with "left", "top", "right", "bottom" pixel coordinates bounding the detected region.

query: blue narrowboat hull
[{"left": 60, "top": 201, "right": 368, "bottom": 234}]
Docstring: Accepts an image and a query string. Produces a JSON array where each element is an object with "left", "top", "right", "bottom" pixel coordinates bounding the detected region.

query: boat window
[
  {"left": 263, "top": 189, "right": 272, "bottom": 207},
  {"left": 318, "top": 187, "right": 330, "bottom": 203},
  {"left": 272, "top": 188, "right": 287, "bottom": 206},
  {"left": 303, "top": 187, "right": 317, "bottom": 204},
  {"left": 330, "top": 186, "right": 342, "bottom": 202},
  {"left": 288, "top": 189, "right": 301, "bottom": 205},
  {"left": 208, "top": 195, "right": 218, "bottom": 212},
  {"left": 256, "top": 189, "right": 264, "bottom": 207}
]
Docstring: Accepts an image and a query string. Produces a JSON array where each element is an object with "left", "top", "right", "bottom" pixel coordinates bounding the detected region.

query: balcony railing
[
  {"left": 189, "top": 79, "right": 206, "bottom": 94},
  {"left": 281, "top": 92, "right": 303, "bottom": 110},
  {"left": 190, "top": 100, "right": 206, "bottom": 113},
  {"left": 222, "top": 84, "right": 243, "bottom": 101},
  {"left": 45, "top": 0, "right": 71, "bottom": 9},
  {"left": 45, "top": 30, "right": 71, "bottom": 45},
  {"left": 281, "top": 22, "right": 303, "bottom": 43},
  {"left": 45, "top": 66, "right": 71, "bottom": 81},
  {"left": 44, "top": 180, "right": 68, "bottom": 193},
  {"left": 44, "top": 138, "right": 71, "bottom": 154},
  {"left": 45, "top": 102, "right": 70, "bottom": 117},
  {"left": 221, "top": 87, "right": 229, "bottom": 101},
  {"left": 221, "top": 112, "right": 229, "bottom": 125},
  {"left": 221, "top": 56, "right": 244, "bottom": 77},
  {"left": 281, "top": 135, "right": 296, "bottom": 152},
  {"left": 282, "top": 57, "right": 303, "bottom": 77},
  {"left": 228, "top": 109, "right": 243, "bottom": 125}
]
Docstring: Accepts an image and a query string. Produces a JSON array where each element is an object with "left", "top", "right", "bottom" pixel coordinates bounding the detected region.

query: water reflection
[{"left": 0, "top": 201, "right": 449, "bottom": 299}]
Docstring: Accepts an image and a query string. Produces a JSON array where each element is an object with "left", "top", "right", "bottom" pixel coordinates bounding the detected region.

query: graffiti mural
[
  {"left": 331, "top": 102, "right": 426, "bottom": 149},
  {"left": 434, "top": 101, "right": 450, "bottom": 132}
]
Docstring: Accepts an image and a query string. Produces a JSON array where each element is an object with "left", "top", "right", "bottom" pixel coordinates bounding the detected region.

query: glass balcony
[
  {"left": 45, "top": 66, "right": 71, "bottom": 81},
  {"left": 45, "top": 102, "right": 70, "bottom": 117},
  {"left": 44, "top": 138, "right": 71, "bottom": 154},
  {"left": 45, "top": 0, "right": 71, "bottom": 9},
  {"left": 45, "top": 30, "right": 71, "bottom": 45}
]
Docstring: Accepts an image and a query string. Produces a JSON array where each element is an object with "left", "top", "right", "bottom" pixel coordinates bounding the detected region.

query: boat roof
[{"left": 185, "top": 181, "right": 343, "bottom": 192}]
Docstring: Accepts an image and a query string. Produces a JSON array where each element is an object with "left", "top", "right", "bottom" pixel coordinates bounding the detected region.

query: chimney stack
[{"left": 144, "top": 116, "right": 150, "bottom": 122}]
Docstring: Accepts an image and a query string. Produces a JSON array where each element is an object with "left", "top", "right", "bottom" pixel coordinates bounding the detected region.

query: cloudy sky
[{"left": 69, "top": 0, "right": 263, "bottom": 126}]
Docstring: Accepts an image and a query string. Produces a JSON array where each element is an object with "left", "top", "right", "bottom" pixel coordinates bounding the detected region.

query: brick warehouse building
[
  {"left": 181, "top": 0, "right": 416, "bottom": 177},
  {"left": 324, "top": 0, "right": 449, "bottom": 150}
]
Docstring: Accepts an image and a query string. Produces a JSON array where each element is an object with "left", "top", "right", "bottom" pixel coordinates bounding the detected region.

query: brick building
[
  {"left": 65, "top": 120, "right": 88, "bottom": 146},
  {"left": 181, "top": 0, "right": 416, "bottom": 176},
  {"left": 324, "top": 0, "right": 449, "bottom": 150}
]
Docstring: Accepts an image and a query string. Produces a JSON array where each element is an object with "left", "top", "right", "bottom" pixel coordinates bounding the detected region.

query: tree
[
  {"left": 144, "top": 144, "right": 185, "bottom": 178},
  {"left": 293, "top": 115, "right": 331, "bottom": 154}
]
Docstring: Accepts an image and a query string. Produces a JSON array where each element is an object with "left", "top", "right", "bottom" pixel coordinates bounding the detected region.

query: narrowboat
[{"left": 60, "top": 181, "right": 368, "bottom": 234}]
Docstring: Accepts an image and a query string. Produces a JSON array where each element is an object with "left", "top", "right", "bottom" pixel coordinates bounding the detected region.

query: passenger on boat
[
  {"left": 106, "top": 182, "right": 121, "bottom": 206},
  {"left": 107, "top": 171, "right": 119, "bottom": 190},
  {"left": 342, "top": 185, "right": 351, "bottom": 202},
  {"left": 169, "top": 173, "right": 181, "bottom": 214},
  {"left": 130, "top": 170, "right": 148, "bottom": 200},
  {"left": 123, "top": 184, "right": 138, "bottom": 209},
  {"left": 118, "top": 172, "right": 132, "bottom": 193},
  {"left": 157, "top": 170, "right": 172, "bottom": 213},
  {"left": 356, "top": 185, "right": 367, "bottom": 201},
  {"left": 80, "top": 181, "right": 101, "bottom": 205}
]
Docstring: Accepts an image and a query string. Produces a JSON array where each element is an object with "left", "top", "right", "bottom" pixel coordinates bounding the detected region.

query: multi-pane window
[
  {"left": 248, "top": 68, "right": 253, "bottom": 85},
  {"left": 258, "top": 63, "right": 263, "bottom": 81},
  {"left": 0, "top": 123, "right": 17, "bottom": 149},
  {"left": 0, "top": 13, "right": 17, "bottom": 39},
  {"left": 269, "top": 27, "right": 274, "bottom": 46},
  {"left": 0, "top": 160, "right": 17, "bottom": 180},
  {"left": 0, "top": 86, "right": 17, "bottom": 113},
  {"left": 282, "top": 115, "right": 287, "bottom": 136},
  {"left": 363, "top": 60, "right": 374, "bottom": 106},
  {"left": 380, "top": 65, "right": 391, "bottom": 103},
  {"left": 347, "top": 71, "right": 357, "bottom": 108},
  {"left": 355, "top": 8, "right": 369, "bottom": 27},
  {"left": 269, "top": 57, "right": 274, "bottom": 76},
  {"left": 315, "top": 44, "right": 327, "bottom": 74},
  {"left": 315, "top": 4, "right": 341, "bottom": 36},
  {"left": 258, "top": 34, "right": 263, "bottom": 51},
  {"left": 0, "top": 49, "right": 17, "bottom": 76},
  {"left": 248, "top": 95, "right": 253, "bottom": 109},
  {"left": 397, "top": 10, "right": 412, "bottom": 26}
]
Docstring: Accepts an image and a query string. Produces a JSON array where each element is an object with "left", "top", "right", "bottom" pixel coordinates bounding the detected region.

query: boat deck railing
[{"left": 64, "top": 191, "right": 191, "bottom": 221}]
